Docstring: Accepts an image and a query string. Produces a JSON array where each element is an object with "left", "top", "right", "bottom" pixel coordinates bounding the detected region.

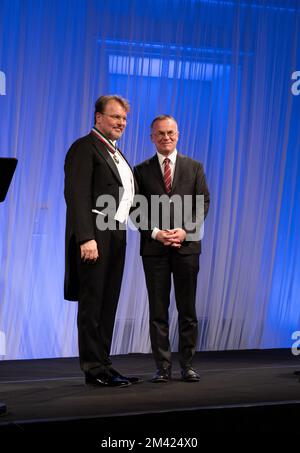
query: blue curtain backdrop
[{"left": 0, "top": 0, "right": 299, "bottom": 359}]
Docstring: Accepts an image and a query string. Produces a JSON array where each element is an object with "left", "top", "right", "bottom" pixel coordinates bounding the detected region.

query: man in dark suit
[
  {"left": 134, "top": 115, "right": 210, "bottom": 383},
  {"left": 64, "top": 95, "right": 141, "bottom": 387}
]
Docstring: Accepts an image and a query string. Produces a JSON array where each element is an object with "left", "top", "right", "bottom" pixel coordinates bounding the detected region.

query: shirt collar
[{"left": 156, "top": 149, "right": 177, "bottom": 166}]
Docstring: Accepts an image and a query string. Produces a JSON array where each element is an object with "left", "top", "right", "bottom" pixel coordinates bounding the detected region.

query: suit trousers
[
  {"left": 142, "top": 249, "right": 200, "bottom": 370},
  {"left": 77, "top": 227, "right": 126, "bottom": 376}
]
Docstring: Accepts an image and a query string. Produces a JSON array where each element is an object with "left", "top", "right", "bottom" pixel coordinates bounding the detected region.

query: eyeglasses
[
  {"left": 101, "top": 113, "right": 128, "bottom": 122},
  {"left": 153, "top": 131, "right": 178, "bottom": 139}
]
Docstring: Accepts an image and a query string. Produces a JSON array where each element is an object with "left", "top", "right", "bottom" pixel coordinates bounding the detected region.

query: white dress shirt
[
  {"left": 113, "top": 150, "right": 135, "bottom": 223},
  {"left": 156, "top": 148, "right": 177, "bottom": 181},
  {"left": 92, "top": 141, "right": 134, "bottom": 224}
]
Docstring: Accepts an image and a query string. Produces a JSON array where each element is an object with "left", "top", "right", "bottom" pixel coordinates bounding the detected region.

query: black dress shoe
[
  {"left": 181, "top": 367, "right": 200, "bottom": 382},
  {"left": 85, "top": 373, "right": 131, "bottom": 388},
  {"left": 109, "top": 368, "right": 143, "bottom": 384},
  {"left": 151, "top": 369, "right": 171, "bottom": 383}
]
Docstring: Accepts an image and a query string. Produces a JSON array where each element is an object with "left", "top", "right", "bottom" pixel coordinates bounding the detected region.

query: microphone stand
[{"left": 0, "top": 402, "right": 6, "bottom": 416}]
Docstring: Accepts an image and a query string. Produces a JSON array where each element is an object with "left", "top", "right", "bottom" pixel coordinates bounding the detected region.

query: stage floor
[{"left": 0, "top": 349, "right": 299, "bottom": 439}]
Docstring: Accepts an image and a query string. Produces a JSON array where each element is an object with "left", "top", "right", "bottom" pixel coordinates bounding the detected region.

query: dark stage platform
[{"left": 0, "top": 349, "right": 299, "bottom": 443}]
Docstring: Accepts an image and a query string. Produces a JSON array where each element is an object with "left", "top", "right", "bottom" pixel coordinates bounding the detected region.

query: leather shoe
[
  {"left": 85, "top": 373, "right": 131, "bottom": 388},
  {"left": 181, "top": 367, "right": 200, "bottom": 382},
  {"left": 151, "top": 368, "right": 171, "bottom": 383},
  {"left": 109, "top": 368, "right": 143, "bottom": 384}
]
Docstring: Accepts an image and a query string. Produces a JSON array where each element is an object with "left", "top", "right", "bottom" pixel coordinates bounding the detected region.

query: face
[
  {"left": 151, "top": 118, "right": 179, "bottom": 156},
  {"left": 95, "top": 100, "right": 128, "bottom": 141}
]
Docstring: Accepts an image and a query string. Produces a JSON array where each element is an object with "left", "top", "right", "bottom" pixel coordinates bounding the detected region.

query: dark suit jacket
[
  {"left": 64, "top": 132, "right": 132, "bottom": 301},
  {"left": 133, "top": 153, "right": 210, "bottom": 256}
]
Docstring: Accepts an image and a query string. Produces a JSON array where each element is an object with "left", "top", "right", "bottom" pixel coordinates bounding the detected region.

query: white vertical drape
[{"left": 0, "top": 0, "right": 299, "bottom": 359}]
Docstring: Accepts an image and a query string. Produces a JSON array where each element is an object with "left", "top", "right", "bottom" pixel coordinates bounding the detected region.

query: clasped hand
[{"left": 156, "top": 228, "right": 186, "bottom": 248}]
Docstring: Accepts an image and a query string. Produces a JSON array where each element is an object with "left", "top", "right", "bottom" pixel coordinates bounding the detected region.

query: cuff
[{"left": 151, "top": 227, "right": 160, "bottom": 240}]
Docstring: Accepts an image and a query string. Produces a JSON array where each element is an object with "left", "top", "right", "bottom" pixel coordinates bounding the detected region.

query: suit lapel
[
  {"left": 170, "top": 153, "right": 183, "bottom": 193},
  {"left": 150, "top": 154, "right": 167, "bottom": 193},
  {"left": 89, "top": 133, "right": 122, "bottom": 185}
]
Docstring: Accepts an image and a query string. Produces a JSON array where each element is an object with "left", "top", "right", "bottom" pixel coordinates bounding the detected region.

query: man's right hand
[
  {"left": 156, "top": 230, "right": 181, "bottom": 247},
  {"left": 80, "top": 240, "right": 99, "bottom": 262}
]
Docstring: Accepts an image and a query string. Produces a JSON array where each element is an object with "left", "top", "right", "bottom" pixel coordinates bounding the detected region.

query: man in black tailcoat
[{"left": 64, "top": 95, "right": 141, "bottom": 387}]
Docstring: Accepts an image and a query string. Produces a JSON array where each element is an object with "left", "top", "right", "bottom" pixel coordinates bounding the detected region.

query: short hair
[
  {"left": 94, "top": 95, "right": 130, "bottom": 123},
  {"left": 150, "top": 115, "right": 177, "bottom": 131}
]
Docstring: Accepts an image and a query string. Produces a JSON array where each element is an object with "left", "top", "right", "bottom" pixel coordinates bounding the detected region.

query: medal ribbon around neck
[{"left": 91, "top": 127, "right": 120, "bottom": 163}]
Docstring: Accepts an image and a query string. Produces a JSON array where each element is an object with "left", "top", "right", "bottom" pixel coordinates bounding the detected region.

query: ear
[
  {"left": 95, "top": 112, "right": 102, "bottom": 125},
  {"left": 150, "top": 134, "right": 154, "bottom": 143}
]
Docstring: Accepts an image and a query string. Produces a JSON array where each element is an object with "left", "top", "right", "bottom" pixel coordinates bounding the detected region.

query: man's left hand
[{"left": 167, "top": 228, "right": 186, "bottom": 248}]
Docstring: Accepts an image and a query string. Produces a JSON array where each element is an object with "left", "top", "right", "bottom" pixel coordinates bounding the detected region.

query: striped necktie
[{"left": 163, "top": 157, "right": 172, "bottom": 193}]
